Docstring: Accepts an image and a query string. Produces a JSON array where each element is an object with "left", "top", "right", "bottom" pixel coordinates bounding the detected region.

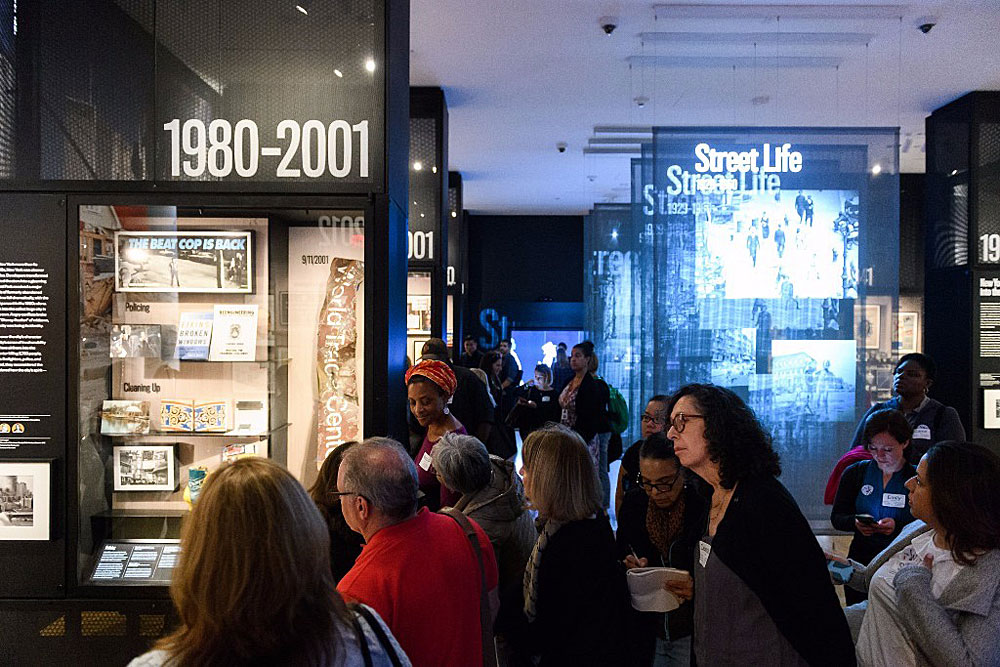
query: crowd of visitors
[{"left": 127, "top": 346, "right": 1000, "bottom": 666}]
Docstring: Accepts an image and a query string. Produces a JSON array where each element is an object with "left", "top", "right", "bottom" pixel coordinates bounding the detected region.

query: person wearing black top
[
  {"left": 831, "top": 408, "right": 916, "bottom": 604},
  {"left": 559, "top": 341, "right": 612, "bottom": 505},
  {"left": 514, "top": 364, "right": 561, "bottom": 439},
  {"left": 551, "top": 342, "right": 574, "bottom": 394},
  {"left": 617, "top": 433, "right": 708, "bottom": 666},
  {"left": 457, "top": 335, "right": 484, "bottom": 369},
  {"left": 307, "top": 441, "right": 364, "bottom": 582},
  {"left": 616, "top": 394, "right": 671, "bottom": 517}
]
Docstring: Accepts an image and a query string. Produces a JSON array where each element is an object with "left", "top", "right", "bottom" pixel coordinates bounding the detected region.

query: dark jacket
[
  {"left": 708, "top": 474, "right": 856, "bottom": 666},
  {"left": 570, "top": 373, "right": 611, "bottom": 444},
  {"left": 457, "top": 350, "right": 484, "bottom": 369},
  {"left": 514, "top": 386, "right": 561, "bottom": 438},
  {"left": 830, "top": 459, "right": 916, "bottom": 565},
  {"left": 616, "top": 483, "right": 708, "bottom": 664},
  {"left": 512, "top": 515, "right": 629, "bottom": 666}
]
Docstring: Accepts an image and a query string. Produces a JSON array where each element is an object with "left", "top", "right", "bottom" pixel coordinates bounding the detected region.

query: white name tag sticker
[
  {"left": 699, "top": 540, "right": 712, "bottom": 568},
  {"left": 418, "top": 452, "right": 433, "bottom": 471},
  {"left": 883, "top": 493, "right": 907, "bottom": 509},
  {"left": 913, "top": 424, "right": 932, "bottom": 440},
  {"left": 541, "top": 396, "right": 551, "bottom": 402}
]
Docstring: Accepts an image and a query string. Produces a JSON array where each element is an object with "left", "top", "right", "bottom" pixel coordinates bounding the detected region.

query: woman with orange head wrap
[{"left": 405, "top": 359, "right": 466, "bottom": 510}]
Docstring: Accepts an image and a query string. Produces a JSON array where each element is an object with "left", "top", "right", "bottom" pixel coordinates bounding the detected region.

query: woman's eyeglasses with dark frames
[
  {"left": 670, "top": 413, "right": 705, "bottom": 434},
  {"left": 637, "top": 471, "right": 683, "bottom": 494}
]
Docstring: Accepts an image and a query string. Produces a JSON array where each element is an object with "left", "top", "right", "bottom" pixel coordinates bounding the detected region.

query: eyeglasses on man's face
[
  {"left": 640, "top": 413, "right": 665, "bottom": 425},
  {"left": 638, "top": 471, "right": 682, "bottom": 494},
  {"left": 669, "top": 413, "right": 705, "bottom": 434},
  {"left": 331, "top": 490, "right": 366, "bottom": 502}
]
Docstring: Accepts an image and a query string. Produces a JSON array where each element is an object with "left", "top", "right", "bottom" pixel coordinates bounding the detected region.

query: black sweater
[{"left": 570, "top": 373, "right": 611, "bottom": 443}]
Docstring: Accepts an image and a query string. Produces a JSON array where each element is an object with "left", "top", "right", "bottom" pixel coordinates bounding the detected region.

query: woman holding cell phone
[{"left": 831, "top": 408, "right": 916, "bottom": 605}]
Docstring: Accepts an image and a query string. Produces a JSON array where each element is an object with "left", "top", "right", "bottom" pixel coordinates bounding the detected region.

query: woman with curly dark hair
[{"left": 665, "top": 383, "right": 855, "bottom": 666}]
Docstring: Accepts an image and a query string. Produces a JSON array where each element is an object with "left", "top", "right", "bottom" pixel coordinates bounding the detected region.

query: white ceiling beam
[{"left": 651, "top": 5, "right": 907, "bottom": 19}]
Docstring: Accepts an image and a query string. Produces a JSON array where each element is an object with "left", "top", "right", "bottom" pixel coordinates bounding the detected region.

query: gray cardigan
[{"left": 843, "top": 520, "right": 1000, "bottom": 666}]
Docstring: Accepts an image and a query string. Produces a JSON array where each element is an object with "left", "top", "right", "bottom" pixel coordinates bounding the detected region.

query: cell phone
[
  {"left": 827, "top": 560, "right": 854, "bottom": 584},
  {"left": 855, "top": 513, "right": 879, "bottom": 526}
]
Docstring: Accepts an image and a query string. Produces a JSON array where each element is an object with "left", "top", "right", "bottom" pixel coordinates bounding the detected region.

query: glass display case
[{"left": 76, "top": 203, "right": 366, "bottom": 588}]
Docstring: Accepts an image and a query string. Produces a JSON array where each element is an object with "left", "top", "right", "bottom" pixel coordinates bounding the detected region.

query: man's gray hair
[
  {"left": 341, "top": 437, "right": 418, "bottom": 521},
  {"left": 430, "top": 432, "right": 492, "bottom": 496}
]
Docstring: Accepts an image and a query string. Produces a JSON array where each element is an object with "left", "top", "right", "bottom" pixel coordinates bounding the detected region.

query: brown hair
[
  {"left": 522, "top": 424, "right": 602, "bottom": 521},
  {"left": 924, "top": 441, "right": 1000, "bottom": 566},
  {"left": 157, "top": 458, "right": 350, "bottom": 664},
  {"left": 862, "top": 409, "right": 912, "bottom": 447},
  {"left": 308, "top": 442, "right": 358, "bottom": 533}
]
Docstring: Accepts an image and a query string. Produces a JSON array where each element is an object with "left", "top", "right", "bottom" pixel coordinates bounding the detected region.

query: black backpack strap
[
  {"left": 352, "top": 603, "right": 404, "bottom": 667},
  {"left": 348, "top": 606, "right": 374, "bottom": 667},
  {"left": 439, "top": 508, "right": 498, "bottom": 667}
]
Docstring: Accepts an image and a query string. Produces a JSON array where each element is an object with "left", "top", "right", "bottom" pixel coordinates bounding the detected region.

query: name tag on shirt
[
  {"left": 912, "top": 424, "right": 931, "bottom": 440},
  {"left": 699, "top": 540, "right": 711, "bottom": 567},
  {"left": 883, "top": 493, "right": 907, "bottom": 509},
  {"left": 541, "top": 396, "right": 551, "bottom": 402},
  {"left": 418, "top": 452, "right": 433, "bottom": 471}
]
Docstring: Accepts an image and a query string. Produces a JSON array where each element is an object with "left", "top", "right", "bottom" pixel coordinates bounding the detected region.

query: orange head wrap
[{"left": 404, "top": 359, "right": 458, "bottom": 398}]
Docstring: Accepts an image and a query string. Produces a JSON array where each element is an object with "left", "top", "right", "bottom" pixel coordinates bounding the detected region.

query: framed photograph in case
[
  {"left": 0, "top": 460, "right": 51, "bottom": 541},
  {"left": 113, "top": 445, "right": 178, "bottom": 492}
]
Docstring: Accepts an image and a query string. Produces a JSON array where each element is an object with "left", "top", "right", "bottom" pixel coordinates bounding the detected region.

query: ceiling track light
[
  {"left": 651, "top": 4, "right": 905, "bottom": 20},
  {"left": 294, "top": 1, "right": 310, "bottom": 15}
]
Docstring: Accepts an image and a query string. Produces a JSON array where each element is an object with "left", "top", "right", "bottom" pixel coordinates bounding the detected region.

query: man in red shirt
[{"left": 336, "top": 437, "right": 499, "bottom": 667}]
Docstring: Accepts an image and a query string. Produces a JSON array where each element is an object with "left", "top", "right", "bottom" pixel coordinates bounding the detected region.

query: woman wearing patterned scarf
[
  {"left": 614, "top": 432, "right": 709, "bottom": 666},
  {"left": 504, "top": 424, "right": 629, "bottom": 666},
  {"left": 406, "top": 359, "right": 465, "bottom": 510}
]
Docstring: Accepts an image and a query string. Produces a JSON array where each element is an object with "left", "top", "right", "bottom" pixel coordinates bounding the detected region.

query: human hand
[
  {"left": 824, "top": 550, "right": 849, "bottom": 565},
  {"left": 664, "top": 573, "right": 694, "bottom": 602},
  {"left": 623, "top": 554, "right": 648, "bottom": 569},
  {"left": 855, "top": 519, "right": 877, "bottom": 536},
  {"left": 876, "top": 517, "right": 896, "bottom": 535}
]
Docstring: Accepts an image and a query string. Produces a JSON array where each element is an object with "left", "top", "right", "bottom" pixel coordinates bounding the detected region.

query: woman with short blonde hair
[
  {"left": 521, "top": 425, "right": 602, "bottom": 522},
  {"left": 507, "top": 425, "right": 628, "bottom": 665},
  {"left": 129, "top": 457, "right": 408, "bottom": 666}
]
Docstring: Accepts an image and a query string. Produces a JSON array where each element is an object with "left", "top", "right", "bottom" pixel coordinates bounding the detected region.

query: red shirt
[
  {"left": 337, "top": 508, "right": 499, "bottom": 667},
  {"left": 824, "top": 445, "right": 873, "bottom": 504}
]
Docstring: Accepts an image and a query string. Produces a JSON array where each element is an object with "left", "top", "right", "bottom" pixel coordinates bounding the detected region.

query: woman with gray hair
[{"left": 431, "top": 432, "right": 535, "bottom": 594}]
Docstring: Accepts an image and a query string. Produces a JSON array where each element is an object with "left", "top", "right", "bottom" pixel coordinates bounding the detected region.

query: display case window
[
  {"left": 406, "top": 270, "right": 432, "bottom": 362},
  {"left": 77, "top": 205, "right": 365, "bottom": 587}
]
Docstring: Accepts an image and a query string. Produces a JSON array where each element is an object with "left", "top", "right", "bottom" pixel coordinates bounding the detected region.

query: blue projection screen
[{"left": 586, "top": 128, "right": 899, "bottom": 523}]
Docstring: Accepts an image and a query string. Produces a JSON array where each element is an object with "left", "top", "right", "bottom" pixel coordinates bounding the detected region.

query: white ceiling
[{"left": 410, "top": 0, "right": 1000, "bottom": 215}]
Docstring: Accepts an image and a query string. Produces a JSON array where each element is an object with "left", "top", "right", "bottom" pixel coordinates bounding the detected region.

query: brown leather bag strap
[{"left": 439, "top": 508, "right": 498, "bottom": 667}]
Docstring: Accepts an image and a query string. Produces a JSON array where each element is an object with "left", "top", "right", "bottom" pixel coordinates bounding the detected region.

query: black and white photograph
[
  {"left": 0, "top": 462, "right": 50, "bottom": 541},
  {"left": 113, "top": 445, "right": 177, "bottom": 492},
  {"left": 110, "top": 324, "right": 162, "bottom": 358},
  {"left": 115, "top": 231, "right": 253, "bottom": 293}
]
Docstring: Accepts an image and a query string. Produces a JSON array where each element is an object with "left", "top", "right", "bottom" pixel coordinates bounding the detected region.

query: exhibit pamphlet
[
  {"left": 626, "top": 567, "right": 690, "bottom": 612},
  {"left": 176, "top": 312, "right": 213, "bottom": 360},
  {"left": 208, "top": 304, "right": 258, "bottom": 361},
  {"left": 160, "top": 400, "right": 229, "bottom": 432},
  {"left": 100, "top": 400, "right": 151, "bottom": 435}
]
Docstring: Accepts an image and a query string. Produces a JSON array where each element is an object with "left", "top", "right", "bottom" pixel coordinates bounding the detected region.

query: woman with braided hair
[{"left": 406, "top": 359, "right": 466, "bottom": 510}]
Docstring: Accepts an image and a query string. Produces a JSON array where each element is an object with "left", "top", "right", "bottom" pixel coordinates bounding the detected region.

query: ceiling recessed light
[
  {"left": 871, "top": 164, "right": 882, "bottom": 175},
  {"left": 365, "top": 59, "right": 376, "bottom": 73},
  {"left": 334, "top": 69, "right": 343, "bottom": 78},
  {"left": 295, "top": 3, "right": 308, "bottom": 15},
  {"left": 634, "top": 96, "right": 649, "bottom": 108},
  {"left": 432, "top": 166, "right": 437, "bottom": 173},
  {"left": 451, "top": 211, "right": 458, "bottom": 218},
  {"left": 413, "top": 161, "right": 423, "bottom": 171},
  {"left": 420, "top": 213, "right": 425, "bottom": 218}
]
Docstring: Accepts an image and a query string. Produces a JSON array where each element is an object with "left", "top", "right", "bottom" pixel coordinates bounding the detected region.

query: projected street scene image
[
  {"left": 696, "top": 190, "right": 859, "bottom": 300},
  {"left": 770, "top": 339, "right": 856, "bottom": 423}
]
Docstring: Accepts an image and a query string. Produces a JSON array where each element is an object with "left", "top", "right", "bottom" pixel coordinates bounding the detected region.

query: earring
[{"left": 443, "top": 406, "right": 450, "bottom": 415}]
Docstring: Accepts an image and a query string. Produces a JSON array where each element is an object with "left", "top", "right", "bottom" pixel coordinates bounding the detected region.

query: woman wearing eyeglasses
[
  {"left": 831, "top": 409, "right": 916, "bottom": 605},
  {"left": 616, "top": 432, "right": 708, "bottom": 666},
  {"left": 615, "top": 395, "right": 671, "bottom": 518},
  {"left": 666, "top": 384, "right": 855, "bottom": 666}
]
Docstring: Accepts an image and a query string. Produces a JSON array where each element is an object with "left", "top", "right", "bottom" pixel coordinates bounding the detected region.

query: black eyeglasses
[
  {"left": 331, "top": 490, "right": 366, "bottom": 501},
  {"left": 637, "top": 471, "right": 682, "bottom": 494},
  {"left": 640, "top": 413, "right": 665, "bottom": 425},
  {"left": 670, "top": 413, "right": 705, "bottom": 434}
]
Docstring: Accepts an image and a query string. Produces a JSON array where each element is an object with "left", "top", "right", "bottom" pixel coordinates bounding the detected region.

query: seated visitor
[
  {"left": 853, "top": 441, "right": 1000, "bottom": 666},
  {"left": 500, "top": 424, "right": 629, "bottom": 666},
  {"left": 616, "top": 394, "right": 671, "bottom": 517},
  {"left": 616, "top": 432, "right": 707, "bottom": 666},
  {"left": 406, "top": 359, "right": 466, "bottom": 510},
  {"left": 665, "top": 383, "right": 855, "bottom": 666},
  {"left": 846, "top": 353, "right": 965, "bottom": 465},
  {"left": 831, "top": 409, "right": 916, "bottom": 605},
  {"left": 308, "top": 441, "right": 365, "bottom": 582},
  {"left": 129, "top": 457, "right": 408, "bottom": 666},
  {"left": 336, "top": 437, "right": 499, "bottom": 667}
]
